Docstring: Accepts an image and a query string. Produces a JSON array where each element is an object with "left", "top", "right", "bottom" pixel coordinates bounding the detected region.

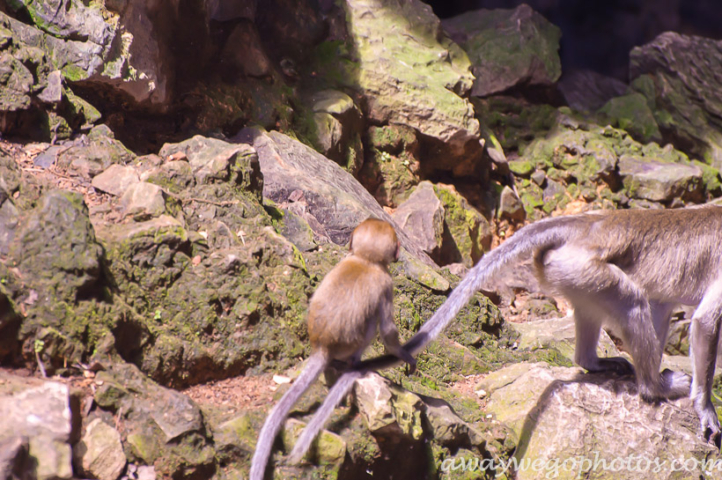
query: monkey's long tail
[
  {"left": 287, "top": 366, "right": 361, "bottom": 463},
  {"left": 287, "top": 214, "right": 587, "bottom": 463},
  {"left": 250, "top": 349, "right": 328, "bottom": 480}
]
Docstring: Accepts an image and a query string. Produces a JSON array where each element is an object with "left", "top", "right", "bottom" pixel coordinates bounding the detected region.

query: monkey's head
[{"left": 349, "top": 218, "right": 400, "bottom": 265}]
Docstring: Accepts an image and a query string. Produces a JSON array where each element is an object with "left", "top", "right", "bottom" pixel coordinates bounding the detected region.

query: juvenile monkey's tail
[
  {"left": 286, "top": 214, "right": 588, "bottom": 463},
  {"left": 250, "top": 349, "right": 328, "bottom": 480}
]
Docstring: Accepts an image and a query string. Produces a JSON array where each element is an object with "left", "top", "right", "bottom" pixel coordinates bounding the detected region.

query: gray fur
[
  {"left": 249, "top": 350, "right": 328, "bottom": 480},
  {"left": 289, "top": 207, "right": 722, "bottom": 461}
]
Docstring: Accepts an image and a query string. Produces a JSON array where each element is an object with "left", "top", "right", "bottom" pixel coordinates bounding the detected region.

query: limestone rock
[
  {"left": 598, "top": 93, "right": 662, "bottom": 144},
  {"left": 0, "top": 193, "right": 19, "bottom": 256},
  {"left": 355, "top": 374, "right": 428, "bottom": 440},
  {"left": 282, "top": 419, "right": 346, "bottom": 465},
  {"left": 91, "top": 165, "right": 141, "bottom": 196},
  {"left": 37, "top": 70, "right": 63, "bottom": 104},
  {"left": 234, "top": 127, "right": 433, "bottom": 264},
  {"left": 631, "top": 32, "right": 722, "bottom": 170},
  {"left": 93, "top": 363, "right": 214, "bottom": 478},
  {"left": 479, "top": 362, "right": 717, "bottom": 480},
  {"left": 433, "top": 184, "right": 491, "bottom": 267},
  {"left": 74, "top": 419, "right": 126, "bottom": 480},
  {"left": 85, "top": 0, "right": 169, "bottom": 104},
  {"left": 14, "top": 0, "right": 112, "bottom": 46},
  {"left": 444, "top": 4, "right": 561, "bottom": 97},
  {"left": 120, "top": 182, "right": 166, "bottom": 219},
  {"left": 309, "top": 90, "right": 363, "bottom": 171},
  {"left": 343, "top": 0, "right": 480, "bottom": 164},
  {"left": 159, "top": 136, "right": 261, "bottom": 188},
  {"left": 0, "top": 50, "right": 34, "bottom": 111},
  {"left": 618, "top": 154, "right": 703, "bottom": 202},
  {"left": 9, "top": 190, "right": 102, "bottom": 304},
  {"left": 0, "top": 372, "right": 73, "bottom": 480},
  {"left": 391, "top": 182, "right": 445, "bottom": 256},
  {"left": 355, "top": 373, "right": 490, "bottom": 449},
  {"left": 498, "top": 185, "right": 525, "bottom": 222},
  {"left": 57, "top": 126, "right": 136, "bottom": 179},
  {"left": 0, "top": 436, "right": 31, "bottom": 480},
  {"left": 511, "top": 315, "right": 620, "bottom": 363},
  {"left": 357, "top": 124, "right": 420, "bottom": 207},
  {"left": 400, "top": 254, "right": 450, "bottom": 292}
]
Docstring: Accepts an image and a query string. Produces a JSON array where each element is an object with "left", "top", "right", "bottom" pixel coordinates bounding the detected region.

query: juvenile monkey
[
  {"left": 249, "top": 218, "right": 416, "bottom": 480},
  {"left": 290, "top": 206, "right": 722, "bottom": 461}
]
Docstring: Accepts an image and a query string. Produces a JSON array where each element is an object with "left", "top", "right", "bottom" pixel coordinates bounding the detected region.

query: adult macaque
[
  {"left": 250, "top": 218, "right": 416, "bottom": 480},
  {"left": 289, "top": 207, "right": 722, "bottom": 462}
]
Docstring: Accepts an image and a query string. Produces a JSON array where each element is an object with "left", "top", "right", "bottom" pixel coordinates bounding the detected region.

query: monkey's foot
[
  {"left": 696, "top": 401, "right": 722, "bottom": 449},
  {"left": 587, "top": 357, "right": 635, "bottom": 376},
  {"left": 660, "top": 369, "right": 691, "bottom": 399}
]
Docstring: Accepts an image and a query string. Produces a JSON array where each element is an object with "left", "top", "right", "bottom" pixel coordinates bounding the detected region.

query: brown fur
[{"left": 250, "top": 219, "right": 415, "bottom": 480}]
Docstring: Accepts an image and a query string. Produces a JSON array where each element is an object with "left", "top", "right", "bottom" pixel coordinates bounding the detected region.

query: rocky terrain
[{"left": 1, "top": 1, "right": 722, "bottom": 479}]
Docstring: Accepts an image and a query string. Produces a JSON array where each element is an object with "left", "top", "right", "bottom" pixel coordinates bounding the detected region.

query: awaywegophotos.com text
[{"left": 440, "top": 452, "right": 722, "bottom": 478}]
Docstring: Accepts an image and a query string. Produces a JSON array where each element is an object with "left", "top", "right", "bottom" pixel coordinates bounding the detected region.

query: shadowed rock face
[
  {"left": 443, "top": 4, "right": 562, "bottom": 98},
  {"left": 631, "top": 33, "right": 722, "bottom": 171}
]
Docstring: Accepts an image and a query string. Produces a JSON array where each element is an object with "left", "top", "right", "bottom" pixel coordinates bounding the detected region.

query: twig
[
  {"left": 160, "top": 187, "right": 238, "bottom": 207},
  {"left": 187, "top": 197, "right": 239, "bottom": 207},
  {"left": 35, "top": 350, "right": 47, "bottom": 378}
]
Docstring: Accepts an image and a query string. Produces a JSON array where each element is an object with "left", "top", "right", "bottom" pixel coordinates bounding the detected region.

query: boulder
[
  {"left": 234, "top": 127, "right": 434, "bottom": 264},
  {"left": 357, "top": 124, "right": 420, "bottom": 207},
  {"left": 511, "top": 315, "right": 620, "bottom": 363},
  {"left": 443, "top": 4, "right": 562, "bottom": 97},
  {"left": 618, "top": 154, "right": 703, "bottom": 203},
  {"left": 433, "top": 184, "right": 492, "bottom": 267},
  {"left": 631, "top": 33, "right": 722, "bottom": 170},
  {"left": 343, "top": 0, "right": 480, "bottom": 166},
  {"left": 74, "top": 419, "right": 126, "bottom": 480},
  {"left": 0, "top": 372, "right": 74, "bottom": 480},
  {"left": 308, "top": 90, "right": 363, "bottom": 172},
  {"left": 391, "top": 182, "right": 445, "bottom": 257},
  {"left": 119, "top": 182, "right": 166, "bottom": 219},
  {"left": 598, "top": 93, "right": 662, "bottom": 144},
  {"left": 498, "top": 185, "right": 525, "bottom": 222},
  {"left": 93, "top": 363, "right": 214, "bottom": 479},
  {"left": 91, "top": 165, "right": 141, "bottom": 196},
  {"left": 479, "top": 362, "right": 718, "bottom": 480}
]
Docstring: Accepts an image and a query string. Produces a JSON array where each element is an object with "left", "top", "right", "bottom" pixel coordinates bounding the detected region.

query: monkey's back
[
  {"left": 537, "top": 206, "right": 722, "bottom": 305},
  {"left": 597, "top": 207, "right": 722, "bottom": 300},
  {"left": 307, "top": 256, "right": 392, "bottom": 361}
]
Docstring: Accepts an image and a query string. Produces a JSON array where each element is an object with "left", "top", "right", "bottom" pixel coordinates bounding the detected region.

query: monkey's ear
[
  {"left": 394, "top": 241, "right": 400, "bottom": 261},
  {"left": 349, "top": 232, "right": 354, "bottom": 252}
]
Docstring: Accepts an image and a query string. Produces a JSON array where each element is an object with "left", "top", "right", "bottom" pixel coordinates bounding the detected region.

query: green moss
[
  {"left": 127, "top": 433, "right": 162, "bottom": 464},
  {"left": 475, "top": 97, "right": 557, "bottom": 152},
  {"left": 692, "top": 160, "right": 722, "bottom": 194},
  {"left": 304, "top": 40, "right": 359, "bottom": 90},
  {"left": 433, "top": 186, "right": 490, "bottom": 266},
  {"left": 518, "top": 181, "right": 544, "bottom": 218},
  {"left": 508, "top": 159, "right": 534, "bottom": 176},
  {"left": 61, "top": 64, "right": 88, "bottom": 82},
  {"left": 598, "top": 93, "right": 662, "bottom": 143}
]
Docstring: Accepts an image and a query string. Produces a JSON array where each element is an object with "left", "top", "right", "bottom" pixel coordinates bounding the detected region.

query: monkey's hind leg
[
  {"left": 650, "top": 300, "right": 691, "bottom": 400},
  {"left": 547, "top": 252, "right": 667, "bottom": 401},
  {"left": 689, "top": 280, "right": 722, "bottom": 447},
  {"left": 572, "top": 305, "right": 634, "bottom": 377}
]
